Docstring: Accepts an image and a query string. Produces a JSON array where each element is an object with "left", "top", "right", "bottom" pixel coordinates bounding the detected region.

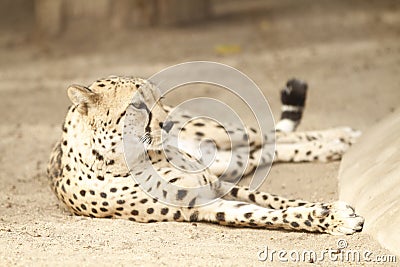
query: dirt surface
[{"left": 1, "top": 0, "right": 399, "bottom": 266}]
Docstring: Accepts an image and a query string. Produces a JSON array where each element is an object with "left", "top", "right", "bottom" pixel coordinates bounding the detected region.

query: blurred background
[{"left": 1, "top": 0, "right": 399, "bottom": 128}]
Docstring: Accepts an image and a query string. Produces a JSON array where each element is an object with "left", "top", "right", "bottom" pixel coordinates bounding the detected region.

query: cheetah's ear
[{"left": 67, "top": 85, "right": 99, "bottom": 115}]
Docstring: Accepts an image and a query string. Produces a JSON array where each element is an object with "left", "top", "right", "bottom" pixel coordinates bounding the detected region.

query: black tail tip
[{"left": 281, "top": 78, "right": 308, "bottom": 106}]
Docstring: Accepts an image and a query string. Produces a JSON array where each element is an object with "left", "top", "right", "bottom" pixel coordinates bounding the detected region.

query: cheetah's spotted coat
[{"left": 47, "top": 76, "right": 364, "bottom": 235}]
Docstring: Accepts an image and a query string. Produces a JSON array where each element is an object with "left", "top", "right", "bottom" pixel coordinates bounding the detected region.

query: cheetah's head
[{"left": 67, "top": 76, "right": 173, "bottom": 149}]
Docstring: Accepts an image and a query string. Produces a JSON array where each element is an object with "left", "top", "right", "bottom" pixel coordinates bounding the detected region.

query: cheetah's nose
[{"left": 162, "top": 121, "right": 174, "bottom": 133}]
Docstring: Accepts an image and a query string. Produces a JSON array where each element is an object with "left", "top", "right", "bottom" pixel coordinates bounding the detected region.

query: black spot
[
  {"left": 262, "top": 195, "right": 268, "bottom": 200},
  {"left": 272, "top": 217, "right": 278, "bottom": 221},
  {"left": 188, "top": 197, "right": 196, "bottom": 208},
  {"left": 97, "top": 175, "right": 104, "bottom": 181},
  {"left": 193, "top": 122, "right": 205, "bottom": 127},
  {"left": 62, "top": 140, "right": 67, "bottom": 146},
  {"left": 110, "top": 188, "right": 117, "bottom": 193},
  {"left": 304, "top": 220, "right": 312, "bottom": 227},
  {"left": 140, "top": 199, "right": 148, "bottom": 204},
  {"left": 230, "top": 187, "right": 239, "bottom": 197},
  {"left": 100, "top": 207, "right": 108, "bottom": 212},
  {"left": 79, "top": 190, "right": 86, "bottom": 197},
  {"left": 162, "top": 190, "right": 167, "bottom": 198},
  {"left": 102, "top": 202, "right": 109, "bottom": 206},
  {"left": 176, "top": 189, "right": 188, "bottom": 200},
  {"left": 244, "top": 212, "right": 253, "bottom": 219},
  {"left": 117, "top": 200, "right": 125, "bottom": 205},
  {"left": 131, "top": 210, "right": 139, "bottom": 216},
  {"left": 189, "top": 211, "right": 199, "bottom": 222},
  {"left": 145, "top": 175, "right": 152, "bottom": 182},
  {"left": 216, "top": 212, "right": 225, "bottom": 221},
  {"left": 290, "top": 222, "right": 299, "bottom": 228},
  {"left": 147, "top": 208, "right": 154, "bottom": 214},
  {"left": 295, "top": 214, "right": 302, "bottom": 219},
  {"left": 250, "top": 127, "right": 257, "bottom": 133},
  {"left": 122, "top": 186, "right": 129, "bottom": 191},
  {"left": 195, "top": 131, "right": 205, "bottom": 137},
  {"left": 173, "top": 210, "right": 181, "bottom": 220},
  {"left": 66, "top": 179, "right": 71, "bottom": 185},
  {"left": 89, "top": 190, "right": 95, "bottom": 195},
  {"left": 161, "top": 208, "right": 169, "bottom": 215},
  {"left": 249, "top": 193, "right": 256, "bottom": 202},
  {"left": 306, "top": 151, "right": 312, "bottom": 156},
  {"left": 91, "top": 208, "right": 98, "bottom": 214},
  {"left": 100, "top": 192, "right": 107, "bottom": 198},
  {"left": 80, "top": 204, "right": 87, "bottom": 210},
  {"left": 168, "top": 178, "right": 179, "bottom": 183}
]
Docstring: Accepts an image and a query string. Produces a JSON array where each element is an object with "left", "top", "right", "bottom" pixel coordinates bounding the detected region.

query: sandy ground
[{"left": 1, "top": 0, "right": 399, "bottom": 266}]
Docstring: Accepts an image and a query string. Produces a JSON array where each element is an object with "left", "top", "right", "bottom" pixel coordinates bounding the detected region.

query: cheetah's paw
[
  {"left": 321, "top": 201, "right": 364, "bottom": 235},
  {"left": 318, "top": 139, "right": 351, "bottom": 162},
  {"left": 336, "top": 127, "right": 362, "bottom": 145}
]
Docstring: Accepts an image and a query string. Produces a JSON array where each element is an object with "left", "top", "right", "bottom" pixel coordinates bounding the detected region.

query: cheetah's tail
[{"left": 275, "top": 78, "right": 308, "bottom": 133}]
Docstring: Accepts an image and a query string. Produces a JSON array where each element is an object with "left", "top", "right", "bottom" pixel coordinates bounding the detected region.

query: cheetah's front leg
[{"left": 194, "top": 199, "right": 364, "bottom": 235}]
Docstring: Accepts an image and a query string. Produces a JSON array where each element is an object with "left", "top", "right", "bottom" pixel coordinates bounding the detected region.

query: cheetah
[{"left": 47, "top": 76, "right": 364, "bottom": 235}]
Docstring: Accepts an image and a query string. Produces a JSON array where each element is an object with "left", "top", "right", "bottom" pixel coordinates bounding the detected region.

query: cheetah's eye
[{"left": 131, "top": 101, "right": 148, "bottom": 110}]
